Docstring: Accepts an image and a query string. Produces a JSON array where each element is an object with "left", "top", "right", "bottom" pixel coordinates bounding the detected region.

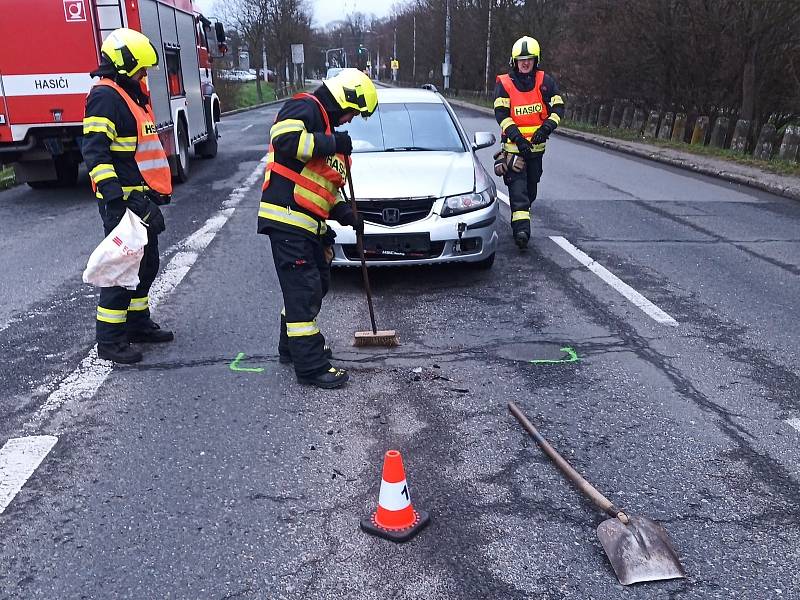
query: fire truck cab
[{"left": 0, "top": 0, "right": 227, "bottom": 188}]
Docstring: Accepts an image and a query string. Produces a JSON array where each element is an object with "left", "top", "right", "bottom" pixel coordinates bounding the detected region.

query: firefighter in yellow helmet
[
  {"left": 493, "top": 36, "right": 565, "bottom": 249},
  {"left": 83, "top": 28, "right": 174, "bottom": 363},
  {"left": 258, "top": 68, "right": 378, "bottom": 388}
]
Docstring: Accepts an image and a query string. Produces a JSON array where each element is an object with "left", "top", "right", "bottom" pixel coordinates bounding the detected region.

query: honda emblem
[{"left": 382, "top": 207, "right": 400, "bottom": 225}]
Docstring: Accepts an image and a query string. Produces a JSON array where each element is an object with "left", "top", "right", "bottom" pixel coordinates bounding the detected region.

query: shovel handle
[
  {"left": 345, "top": 160, "right": 378, "bottom": 334},
  {"left": 508, "top": 402, "right": 629, "bottom": 524}
]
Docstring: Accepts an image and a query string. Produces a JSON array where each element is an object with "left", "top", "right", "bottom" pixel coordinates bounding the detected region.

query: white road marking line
[
  {"left": 241, "top": 124, "right": 254, "bottom": 132},
  {"left": 497, "top": 190, "right": 509, "bottom": 205},
  {"left": 549, "top": 235, "right": 678, "bottom": 326},
  {"left": 24, "top": 156, "right": 269, "bottom": 433},
  {"left": 786, "top": 418, "right": 800, "bottom": 433},
  {"left": 0, "top": 436, "right": 58, "bottom": 514}
]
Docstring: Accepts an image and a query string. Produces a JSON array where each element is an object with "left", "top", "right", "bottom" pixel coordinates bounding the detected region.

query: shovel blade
[{"left": 597, "top": 515, "right": 686, "bottom": 586}]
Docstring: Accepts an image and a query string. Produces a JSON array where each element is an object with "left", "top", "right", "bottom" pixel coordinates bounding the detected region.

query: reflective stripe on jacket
[
  {"left": 496, "top": 71, "right": 549, "bottom": 153},
  {"left": 92, "top": 79, "right": 172, "bottom": 195}
]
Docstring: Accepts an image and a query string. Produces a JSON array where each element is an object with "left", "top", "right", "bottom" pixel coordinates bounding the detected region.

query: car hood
[{"left": 349, "top": 151, "right": 476, "bottom": 199}]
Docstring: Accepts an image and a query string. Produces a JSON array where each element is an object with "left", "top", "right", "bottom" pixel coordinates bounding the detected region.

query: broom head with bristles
[{"left": 353, "top": 329, "right": 400, "bottom": 347}]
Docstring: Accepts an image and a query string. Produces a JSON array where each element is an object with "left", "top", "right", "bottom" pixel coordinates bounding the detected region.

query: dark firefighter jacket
[
  {"left": 82, "top": 63, "right": 155, "bottom": 206},
  {"left": 493, "top": 68, "right": 565, "bottom": 154},
  {"left": 258, "top": 85, "right": 356, "bottom": 240}
]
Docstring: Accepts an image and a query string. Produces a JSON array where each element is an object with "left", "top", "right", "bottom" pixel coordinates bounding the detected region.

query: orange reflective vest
[
  {"left": 93, "top": 79, "right": 173, "bottom": 195},
  {"left": 262, "top": 92, "right": 350, "bottom": 220},
  {"left": 497, "top": 71, "right": 549, "bottom": 153}
]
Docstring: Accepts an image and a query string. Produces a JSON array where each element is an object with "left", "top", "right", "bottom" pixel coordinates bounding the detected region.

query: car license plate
[{"left": 362, "top": 233, "right": 431, "bottom": 257}]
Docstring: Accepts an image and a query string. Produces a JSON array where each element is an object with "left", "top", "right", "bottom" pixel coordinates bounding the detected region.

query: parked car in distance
[
  {"left": 328, "top": 87, "right": 498, "bottom": 268},
  {"left": 217, "top": 69, "right": 256, "bottom": 82}
]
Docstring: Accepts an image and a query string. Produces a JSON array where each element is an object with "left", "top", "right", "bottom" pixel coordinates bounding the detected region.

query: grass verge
[{"left": 0, "top": 165, "right": 16, "bottom": 190}]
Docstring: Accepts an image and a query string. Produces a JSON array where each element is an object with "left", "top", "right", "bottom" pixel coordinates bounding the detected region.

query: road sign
[
  {"left": 291, "top": 44, "right": 305, "bottom": 65},
  {"left": 391, "top": 59, "right": 399, "bottom": 70}
]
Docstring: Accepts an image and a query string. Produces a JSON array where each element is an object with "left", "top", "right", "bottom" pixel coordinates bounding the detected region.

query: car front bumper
[{"left": 328, "top": 200, "right": 499, "bottom": 267}]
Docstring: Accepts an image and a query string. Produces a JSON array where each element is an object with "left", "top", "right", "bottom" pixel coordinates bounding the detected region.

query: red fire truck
[{"left": 0, "top": 0, "right": 227, "bottom": 188}]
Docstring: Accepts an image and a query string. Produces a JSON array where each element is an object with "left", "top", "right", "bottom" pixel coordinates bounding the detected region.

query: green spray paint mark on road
[
  {"left": 229, "top": 352, "right": 265, "bottom": 372},
  {"left": 529, "top": 346, "right": 579, "bottom": 364}
]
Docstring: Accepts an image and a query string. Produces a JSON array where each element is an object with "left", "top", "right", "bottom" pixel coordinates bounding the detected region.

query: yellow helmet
[
  {"left": 322, "top": 68, "right": 378, "bottom": 118},
  {"left": 101, "top": 28, "right": 159, "bottom": 77},
  {"left": 510, "top": 36, "right": 540, "bottom": 67}
]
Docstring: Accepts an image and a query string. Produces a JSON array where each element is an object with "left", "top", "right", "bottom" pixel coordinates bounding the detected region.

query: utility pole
[
  {"left": 444, "top": 0, "right": 451, "bottom": 89},
  {"left": 412, "top": 14, "right": 416, "bottom": 82},
  {"left": 393, "top": 26, "right": 398, "bottom": 82},
  {"left": 484, "top": 0, "right": 492, "bottom": 94}
]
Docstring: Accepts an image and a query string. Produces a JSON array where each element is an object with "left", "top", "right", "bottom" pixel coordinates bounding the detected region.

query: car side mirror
[
  {"left": 214, "top": 22, "right": 226, "bottom": 43},
  {"left": 472, "top": 131, "right": 495, "bottom": 150}
]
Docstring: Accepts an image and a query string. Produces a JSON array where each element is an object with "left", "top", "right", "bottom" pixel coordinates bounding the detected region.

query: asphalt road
[{"left": 0, "top": 99, "right": 798, "bottom": 599}]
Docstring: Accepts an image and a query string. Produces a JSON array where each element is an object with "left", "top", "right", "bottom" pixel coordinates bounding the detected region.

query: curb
[{"left": 445, "top": 97, "right": 800, "bottom": 202}]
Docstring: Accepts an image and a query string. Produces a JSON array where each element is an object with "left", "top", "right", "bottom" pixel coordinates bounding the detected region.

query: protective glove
[
  {"left": 333, "top": 131, "right": 353, "bottom": 155},
  {"left": 351, "top": 214, "right": 364, "bottom": 236},
  {"left": 516, "top": 137, "right": 534, "bottom": 157},
  {"left": 152, "top": 193, "right": 172, "bottom": 206},
  {"left": 126, "top": 190, "right": 150, "bottom": 218},
  {"left": 321, "top": 227, "right": 337, "bottom": 246},
  {"left": 531, "top": 120, "right": 556, "bottom": 144},
  {"left": 128, "top": 191, "right": 165, "bottom": 234}
]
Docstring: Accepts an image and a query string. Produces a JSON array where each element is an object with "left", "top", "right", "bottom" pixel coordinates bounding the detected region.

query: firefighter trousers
[
  {"left": 96, "top": 212, "right": 161, "bottom": 344},
  {"left": 503, "top": 152, "right": 544, "bottom": 237},
  {"left": 268, "top": 230, "right": 332, "bottom": 378}
]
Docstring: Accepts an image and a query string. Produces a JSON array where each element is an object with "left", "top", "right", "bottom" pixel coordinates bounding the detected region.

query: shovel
[{"left": 508, "top": 401, "right": 686, "bottom": 586}]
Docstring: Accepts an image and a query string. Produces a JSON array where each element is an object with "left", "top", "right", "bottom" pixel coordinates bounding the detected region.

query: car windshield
[{"left": 342, "top": 103, "right": 464, "bottom": 153}]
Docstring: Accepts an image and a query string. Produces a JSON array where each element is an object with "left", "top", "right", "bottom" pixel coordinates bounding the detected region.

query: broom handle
[
  {"left": 345, "top": 160, "right": 378, "bottom": 334},
  {"left": 508, "top": 402, "right": 629, "bottom": 523}
]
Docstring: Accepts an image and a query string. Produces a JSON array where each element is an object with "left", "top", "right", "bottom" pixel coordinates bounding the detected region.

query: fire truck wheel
[
  {"left": 196, "top": 121, "right": 218, "bottom": 159},
  {"left": 175, "top": 120, "right": 190, "bottom": 183}
]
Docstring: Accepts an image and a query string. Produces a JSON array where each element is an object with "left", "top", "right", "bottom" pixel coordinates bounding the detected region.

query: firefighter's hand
[
  {"left": 333, "top": 131, "right": 353, "bottom": 155},
  {"left": 126, "top": 190, "right": 150, "bottom": 219},
  {"left": 516, "top": 137, "right": 534, "bottom": 157},
  {"left": 323, "top": 245, "right": 335, "bottom": 264},
  {"left": 532, "top": 120, "right": 555, "bottom": 144},
  {"left": 142, "top": 201, "right": 166, "bottom": 235},
  {"left": 152, "top": 193, "right": 171, "bottom": 206},
  {"left": 352, "top": 214, "right": 364, "bottom": 236}
]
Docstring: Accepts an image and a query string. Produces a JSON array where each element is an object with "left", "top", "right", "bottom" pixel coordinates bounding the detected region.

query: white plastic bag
[{"left": 82, "top": 208, "right": 148, "bottom": 289}]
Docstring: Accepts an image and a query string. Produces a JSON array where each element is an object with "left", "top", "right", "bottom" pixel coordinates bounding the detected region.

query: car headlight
[{"left": 441, "top": 189, "right": 493, "bottom": 217}]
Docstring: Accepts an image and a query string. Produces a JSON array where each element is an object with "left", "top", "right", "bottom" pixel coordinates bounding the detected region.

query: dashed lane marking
[
  {"left": 24, "top": 155, "right": 269, "bottom": 433},
  {"left": 786, "top": 418, "right": 800, "bottom": 433},
  {"left": 497, "top": 190, "right": 509, "bottom": 205},
  {"left": 0, "top": 436, "right": 58, "bottom": 515},
  {"left": 549, "top": 236, "right": 678, "bottom": 327},
  {"left": 241, "top": 124, "right": 255, "bottom": 132}
]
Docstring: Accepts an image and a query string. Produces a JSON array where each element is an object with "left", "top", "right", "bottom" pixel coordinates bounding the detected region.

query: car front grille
[
  {"left": 342, "top": 242, "right": 446, "bottom": 261},
  {"left": 357, "top": 197, "right": 436, "bottom": 226}
]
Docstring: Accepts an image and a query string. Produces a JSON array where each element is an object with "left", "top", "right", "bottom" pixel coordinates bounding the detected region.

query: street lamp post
[
  {"left": 484, "top": 0, "right": 492, "bottom": 94},
  {"left": 444, "top": 0, "right": 451, "bottom": 89}
]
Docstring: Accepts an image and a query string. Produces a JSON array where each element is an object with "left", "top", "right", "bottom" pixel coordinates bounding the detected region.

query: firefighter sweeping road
[{"left": 0, "top": 99, "right": 799, "bottom": 598}]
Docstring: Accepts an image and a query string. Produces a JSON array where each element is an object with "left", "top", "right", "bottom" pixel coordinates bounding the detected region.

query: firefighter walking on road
[
  {"left": 83, "top": 28, "right": 174, "bottom": 364},
  {"left": 493, "top": 36, "right": 565, "bottom": 249},
  {"left": 258, "top": 69, "right": 378, "bottom": 389}
]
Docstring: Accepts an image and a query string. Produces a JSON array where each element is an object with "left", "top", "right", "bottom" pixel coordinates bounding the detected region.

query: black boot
[
  {"left": 128, "top": 320, "right": 174, "bottom": 343},
  {"left": 279, "top": 345, "right": 333, "bottom": 364},
  {"left": 97, "top": 341, "right": 143, "bottom": 364},
  {"left": 297, "top": 366, "right": 349, "bottom": 389},
  {"left": 514, "top": 230, "right": 529, "bottom": 249}
]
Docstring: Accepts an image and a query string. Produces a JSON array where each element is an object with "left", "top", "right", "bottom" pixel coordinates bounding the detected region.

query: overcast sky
[{"left": 195, "top": 0, "right": 397, "bottom": 28}]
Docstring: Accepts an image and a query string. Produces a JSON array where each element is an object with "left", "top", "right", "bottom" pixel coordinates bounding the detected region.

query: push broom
[{"left": 344, "top": 160, "right": 399, "bottom": 347}]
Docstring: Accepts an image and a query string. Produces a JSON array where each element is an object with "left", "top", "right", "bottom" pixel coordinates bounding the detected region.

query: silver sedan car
[{"left": 329, "top": 86, "right": 499, "bottom": 268}]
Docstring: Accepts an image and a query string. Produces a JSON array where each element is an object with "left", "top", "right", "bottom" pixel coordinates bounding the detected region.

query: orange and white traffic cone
[{"left": 360, "top": 449, "right": 430, "bottom": 543}]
